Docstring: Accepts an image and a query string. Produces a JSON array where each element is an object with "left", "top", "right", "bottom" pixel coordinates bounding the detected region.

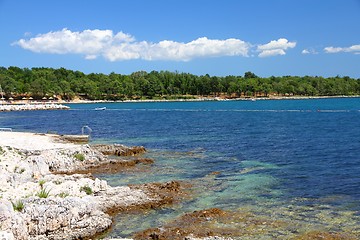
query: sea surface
[{"left": 1, "top": 98, "right": 360, "bottom": 238}]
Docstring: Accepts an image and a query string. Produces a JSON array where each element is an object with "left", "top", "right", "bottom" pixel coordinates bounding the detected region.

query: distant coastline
[
  {"left": 1, "top": 95, "right": 360, "bottom": 107},
  {"left": 1, "top": 67, "right": 359, "bottom": 107},
  {"left": 26, "top": 94, "right": 360, "bottom": 104}
]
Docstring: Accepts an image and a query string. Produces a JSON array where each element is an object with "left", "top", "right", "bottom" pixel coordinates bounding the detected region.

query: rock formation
[
  {"left": 92, "top": 144, "right": 146, "bottom": 156},
  {"left": 0, "top": 132, "right": 183, "bottom": 240}
]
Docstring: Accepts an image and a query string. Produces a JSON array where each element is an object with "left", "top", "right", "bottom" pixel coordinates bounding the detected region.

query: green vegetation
[
  {"left": 11, "top": 200, "right": 24, "bottom": 212},
  {"left": 74, "top": 153, "right": 85, "bottom": 161},
  {"left": 0, "top": 67, "right": 359, "bottom": 100},
  {"left": 53, "top": 180, "right": 62, "bottom": 185},
  {"left": 80, "top": 185, "right": 93, "bottom": 195},
  {"left": 38, "top": 179, "right": 46, "bottom": 189},
  {"left": 58, "top": 192, "right": 69, "bottom": 198},
  {"left": 36, "top": 188, "right": 50, "bottom": 198}
]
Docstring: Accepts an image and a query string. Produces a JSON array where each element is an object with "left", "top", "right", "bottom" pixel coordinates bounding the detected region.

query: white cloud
[
  {"left": 14, "top": 29, "right": 114, "bottom": 55},
  {"left": 324, "top": 47, "right": 343, "bottom": 53},
  {"left": 13, "top": 29, "right": 300, "bottom": 60},
  {"left": 324, "top": 44, "right": 360, "bottom": 54},
  {"left": 301, "top": 48, "right": 318, "bottom": 54},
  {"left": 258, "top": 49, "right": 286, "bottom": 58},
  {"left": 13, "top": 28, "right": 250, "bottom": 61},
  {"left": 257, "top": 38, "right": 296, "bottom": 57},
  {"left": 302, "top": 49, "right": 310, "bottom": 54}
]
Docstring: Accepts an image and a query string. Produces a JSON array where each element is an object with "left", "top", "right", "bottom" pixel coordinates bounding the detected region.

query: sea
[{"left": 1, "top": 97, "right": 359, "bottom": 239}]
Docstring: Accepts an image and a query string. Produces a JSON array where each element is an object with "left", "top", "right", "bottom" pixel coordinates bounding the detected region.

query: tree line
[{"left": 0, "top": 66, "right": 359, "bottom": 100}]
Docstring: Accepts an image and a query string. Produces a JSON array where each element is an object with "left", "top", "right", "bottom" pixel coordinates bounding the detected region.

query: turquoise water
[{"left": 1, "top": 98, "right": 360, "bottom": 238}]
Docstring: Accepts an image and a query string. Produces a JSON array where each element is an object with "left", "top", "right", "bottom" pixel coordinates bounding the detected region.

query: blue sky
[{"left": 0, "top": 0, "right": 359, "bottom": 77}]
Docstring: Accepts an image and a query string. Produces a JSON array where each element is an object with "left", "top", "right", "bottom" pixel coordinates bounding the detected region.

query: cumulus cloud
[
  {"left": 13, "top": 29, "right": 299, "bottom": 60},
  {"left": 13, "top": 28, "right": 250, "bottom": 61},
  {"left": 324, "top": 44, "right": 360, "bottom": 54},
  {"left": 13, "top": 29, "right": 135, "bottom": 60},
  {"left": 257, "top": 38, "right": 296, "bottom": 57}
]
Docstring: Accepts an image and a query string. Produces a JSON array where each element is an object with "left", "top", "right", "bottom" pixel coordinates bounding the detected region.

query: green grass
[
  {"left": 80, "top": 186, "right": 93, "bottom": 195},
  {"left": 74, "top": 153, "right": 85, "bottom": 161},
  {"left": 36, "top": 188, "right": 50, "bottom": 198},
  {"left": 11, "top": 200, "right": 24, "bottom": 212}
]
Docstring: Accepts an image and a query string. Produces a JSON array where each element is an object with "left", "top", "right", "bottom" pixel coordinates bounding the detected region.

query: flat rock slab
[{"left": 0, "top": 132, "right": 76, "bottom": 150}]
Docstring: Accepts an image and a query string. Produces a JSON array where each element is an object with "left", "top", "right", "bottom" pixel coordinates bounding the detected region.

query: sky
[{"left": 0, "top": 0, "right": 359, "bottom": 78}]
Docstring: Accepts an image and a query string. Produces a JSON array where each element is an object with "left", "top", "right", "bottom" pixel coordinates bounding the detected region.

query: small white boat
[{"left": 95, "top": 107, "right": 106, "bottom": 111}]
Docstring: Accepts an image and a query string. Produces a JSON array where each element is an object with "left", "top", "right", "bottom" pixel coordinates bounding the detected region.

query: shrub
[
  {"left": 11, "top": 200, "right": 24, "bottom": 212},
  {"left": 80, "top": 186, "right": 93, "bottom": 195},
  {"left": 74, "top": 153, "right": 85, "bottom": 161}
]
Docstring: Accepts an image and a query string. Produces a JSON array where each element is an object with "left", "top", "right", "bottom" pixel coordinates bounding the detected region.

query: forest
[{"left": 0, "top": 66, "right": 359, "bottom": 100}]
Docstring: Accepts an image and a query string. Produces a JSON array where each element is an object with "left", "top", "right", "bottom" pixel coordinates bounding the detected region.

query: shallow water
[{"left": 1, "top": 98, "right": 360, "bottom": 238}]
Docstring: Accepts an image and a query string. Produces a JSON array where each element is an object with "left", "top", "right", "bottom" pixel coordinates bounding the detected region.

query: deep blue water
[{"left": 1, "top": 98, "right": 360, "bottom": 237}]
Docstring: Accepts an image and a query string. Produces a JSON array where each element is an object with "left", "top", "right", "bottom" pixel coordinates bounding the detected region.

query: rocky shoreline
[
  {"left": 1, "top": 132, "right": 357, "bottom": 240},
  {"left": 0, "top": 132, "right": 185, "bottom": 240}
]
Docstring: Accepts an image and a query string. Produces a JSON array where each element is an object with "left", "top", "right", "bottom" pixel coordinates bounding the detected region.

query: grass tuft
[
  {"left": 36, "top": 188, "right": 50, "bottom": 198},
  {"left": 11, "top": 200, "right": 24, "bottom": 212}
]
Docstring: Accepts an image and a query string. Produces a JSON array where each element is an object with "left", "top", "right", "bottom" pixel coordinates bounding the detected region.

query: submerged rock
[
  {"left": 294, "top": 231, "right": 358, "bottom": 240},
  {"left": 92, "top": 144, "right": 146, "bottom": 156},
  {"left": 133, "top": 208, "right": 228, "bottom": 240},
  {"left": 80, "top": 157, "right": 154, "bottom": 174}
]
